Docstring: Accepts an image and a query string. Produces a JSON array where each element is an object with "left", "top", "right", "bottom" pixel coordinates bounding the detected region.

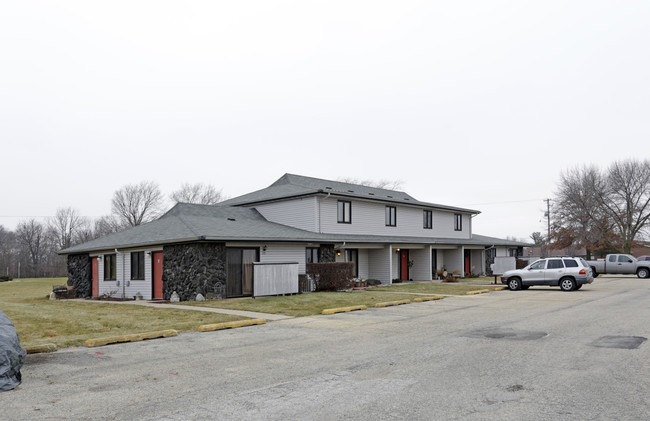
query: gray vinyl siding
[
  {"left": 95, "top": 249, "right": 155, "bottom": 300},
  {"left": 410, "top": 248, "right": 432, "bottom": 280},
  {"left": 319, "top": 198, "right": 471, "bottom": 239},
  {"left": 368, "top": 247, "right": 391, "bottom": 284},
  {"left": 260, "top": 244, "right": 307, "bottom": 274},
  {"left": 255, "top": 197, "right": 319, "bottom": 232},
  {"left": 358, "top": 249, "right": 369, "bottom": 279},
  {"left": 441, "top": 248, "right": 463, "bottom": 276}
]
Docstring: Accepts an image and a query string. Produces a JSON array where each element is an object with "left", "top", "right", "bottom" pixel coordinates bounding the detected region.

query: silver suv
[{"left": 501, "top": 257, "right": 594, "bottom": 291}]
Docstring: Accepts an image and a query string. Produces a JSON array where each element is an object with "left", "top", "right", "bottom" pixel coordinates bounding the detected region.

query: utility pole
[{"left": 545, "top": 198, "right": 551, "bottom": 244}]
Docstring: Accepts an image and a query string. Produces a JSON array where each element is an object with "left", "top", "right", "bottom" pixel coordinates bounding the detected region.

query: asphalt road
[{"left": 3, "top": 276, "right": 650, "bottom": 420}]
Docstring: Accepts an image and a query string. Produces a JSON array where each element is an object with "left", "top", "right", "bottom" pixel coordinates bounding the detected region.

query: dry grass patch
[
  {"left": 378, "top": 282, "right": 502, "bottom": 295},
  {"left": 183, "top": 290, "right": 427, "bottom": 317},
  {"left": 0, "top": 278, "right": 246, "bottom": 349}
]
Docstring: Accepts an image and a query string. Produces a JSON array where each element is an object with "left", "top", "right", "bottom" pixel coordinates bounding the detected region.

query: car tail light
[{"left": 579, "top": 269, "right": 586, "bottom": 275}]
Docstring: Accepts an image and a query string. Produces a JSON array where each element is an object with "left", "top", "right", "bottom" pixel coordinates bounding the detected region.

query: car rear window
[
  {"left": 563, "top": 259, "right": 579, "bottom": 268},
  {"left": 547, "top": 259, "right": 564, "bottom": 269}
]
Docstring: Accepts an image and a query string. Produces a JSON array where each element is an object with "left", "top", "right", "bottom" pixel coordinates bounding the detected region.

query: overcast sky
[{"left": 1, "top": 1, "right": 649, "bottom": 241}]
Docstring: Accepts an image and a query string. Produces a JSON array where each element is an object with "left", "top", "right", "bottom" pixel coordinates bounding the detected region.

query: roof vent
[
  {"left": 348, "top": 190, "right": 354, "bottom": 193},
  {"left": 325, "top": 186, "right": 332, "bottom": 190},
  {"left": 387, "top": 195, "right": 393, "bottom": 198},
  {"left": 368, "top": 193, "right": 375, "bottom": 196},
  {"left": 227, "top": 218, "right": 236, "bottom": 221},
  {"left": 404, "top": 198, "right": 410, "bottom": 201}
]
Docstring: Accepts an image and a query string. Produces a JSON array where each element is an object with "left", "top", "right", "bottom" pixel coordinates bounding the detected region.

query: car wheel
[
  {"left": 507, "top": 277, "right": 521, "bottom": 291},
  {"left": 560, "top": 277, "right": 576, "bottom": 291},
  {"left": 591, "top": 267, "right": 599, "bottom": 278},
  {"left": 637, "top": 268, "right": 650, "bottom": 279}
]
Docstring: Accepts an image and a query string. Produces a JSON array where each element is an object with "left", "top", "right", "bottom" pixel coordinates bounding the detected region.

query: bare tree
[
  {"left": 553, "top": 160, "right": 650, "bottom": 254},
  {"left": 0, "top": 225, "right": 17, "bottom": 277},
  {"left": 94, "top": 215, "right": 127, "bottom": 237},
  {"left": 48, "top": 207, "right": 88, "bottom": 250},
  {"left": 599, "top": 159, "right": 650, "bottom": 253},
  {"left": 111, "top": 181, "right": 165, "bottom": 227},
  {"left": 529, "top": 232, "right": 545, "bottom": 246},
  {"left": 338, "top": 177, "right": 404, "bottom": 190},
  {"left": 551, "top": 165, "right": 613, "bottom": 254},
  {"left": 170, "top": 182, "right": 225, "bottom": 205},
  {"left": 15, "top": 219, "right": 46, "bottom": 276}
]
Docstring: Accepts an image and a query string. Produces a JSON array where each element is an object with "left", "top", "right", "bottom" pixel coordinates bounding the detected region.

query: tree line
[
  {"left": 540, "top": 159, "right": 650, "bottom": 257},
  {"left": 0, "top": 182, "right": 224, "bottom": 279}
]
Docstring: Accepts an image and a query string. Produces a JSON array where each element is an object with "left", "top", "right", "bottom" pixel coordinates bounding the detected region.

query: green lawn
[{"left": 0, "top": 278, "right": 245, "bottom": 348}]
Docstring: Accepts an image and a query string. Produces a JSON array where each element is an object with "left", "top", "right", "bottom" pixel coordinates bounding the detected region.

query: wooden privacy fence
[{"left": 253, "top": 262, "right": 299, "bottom": 297}]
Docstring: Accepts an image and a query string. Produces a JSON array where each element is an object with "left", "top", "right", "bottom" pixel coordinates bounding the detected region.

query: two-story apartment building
[{"left": 60, "top": 174, "right": 526, "bottom": 300}]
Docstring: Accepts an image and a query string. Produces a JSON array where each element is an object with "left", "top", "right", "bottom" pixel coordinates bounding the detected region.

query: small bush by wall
[{"left": 307, "top": 262, "right": 354, "bottom": 291}]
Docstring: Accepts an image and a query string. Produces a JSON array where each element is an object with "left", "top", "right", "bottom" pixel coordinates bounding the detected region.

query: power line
[{"left": 460, "top": 198, "right": 547, "bottom": 206}]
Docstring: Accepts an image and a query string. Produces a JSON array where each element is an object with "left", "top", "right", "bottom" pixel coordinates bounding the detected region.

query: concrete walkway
[{"left": 66, "top": 299, "right": 293, "bottom": 321}]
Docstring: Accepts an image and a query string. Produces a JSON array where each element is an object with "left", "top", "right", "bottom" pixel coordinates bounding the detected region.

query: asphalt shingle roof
[
  {"left": 221, "top": 173, "right": 480, "bottom": 214},
  {"left": 59, "top": 174, "right": 525, "bottom": 255}
]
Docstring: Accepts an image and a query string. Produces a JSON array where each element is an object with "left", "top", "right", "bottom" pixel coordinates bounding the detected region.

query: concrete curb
[
  {"left": 199, "top": 318, "right": 266, "bottom": 332},
  {"left": 375, "top": 299, "right": 411, "bottom": 308},
  {"left": 466, "top": 289, "right": 491, "bottom": 295},
  {"left": 412, "top": 296, "right": 445, "bottom": 302},
  {"left": 493, "top": 286, "right": 507, "bottom": 291},
  {"left": 84, "top": 329, "right": 178, "bottom": 348},
  {"left": 322, "top": 305, "right": 367, "bottom": 315},
  {"left": 25, "top": 343, "right": 57, "bottom": 354}
]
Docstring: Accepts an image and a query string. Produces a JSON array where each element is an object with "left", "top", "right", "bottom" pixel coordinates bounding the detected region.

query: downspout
[
  {"left": 116, "top": 248, "right": 126, "bottom": 300},
  {"left": 319, "top": 190, "right": 331, "bottom": 234}
]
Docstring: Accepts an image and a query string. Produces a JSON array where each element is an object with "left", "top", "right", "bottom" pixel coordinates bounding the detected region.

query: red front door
[
  {"left": 152, "top": 252, "right": 163, "bottom": 299},
  {"left": 91, "top": 257, "right": 99, "bottom": 297},
  {"left": 400, "top": 250, "right": 409, "bottom": 281},
  {"left": 464, "top": 250, "right": 471, "bottom": 276}
]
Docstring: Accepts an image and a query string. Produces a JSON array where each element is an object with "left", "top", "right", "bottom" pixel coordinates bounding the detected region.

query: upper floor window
[
  {"left": 337, "top": 200, "right": 351, "bottom": 223},
  {"left": 423, "top": 210, "right": 432, "bottom": 229},
  {"left": 454, "top": 214, "right": 462, "bottom": 231},
  {"left": 131, "top": 251, "right": 145, "bottom": 280},
  {"left": 104, "top": 254, "right": 116, "bottom": 281},
  {"left": 386, "top": 206, "right": 397, "bottom": 227}
]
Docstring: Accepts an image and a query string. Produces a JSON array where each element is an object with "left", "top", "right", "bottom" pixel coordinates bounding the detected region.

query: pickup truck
[{"left": 587, "top": 254, "right": 650, "bottom": 278}]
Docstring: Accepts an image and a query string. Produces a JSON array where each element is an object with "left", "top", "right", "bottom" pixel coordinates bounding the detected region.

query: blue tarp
[{"left": 0, "top": 310, "right": 25, "bottom": 391}]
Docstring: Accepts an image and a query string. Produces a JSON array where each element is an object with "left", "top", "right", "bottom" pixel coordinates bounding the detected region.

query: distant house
[{"left": 60, "top": 174, "right": 526, "bottom": 300}]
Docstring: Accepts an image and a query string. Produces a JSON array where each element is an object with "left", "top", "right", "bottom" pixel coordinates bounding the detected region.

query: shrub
[
  {"left": 0, "top": 275, "right": 12, "bottom": 282},
  {"left": 306, "top": 262, "right": 354, "bottom": 291}
]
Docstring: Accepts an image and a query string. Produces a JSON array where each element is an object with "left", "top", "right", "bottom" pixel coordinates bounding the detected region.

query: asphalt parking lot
[{"left": 4, "top": 276, "right": 650, "bottom": 420}]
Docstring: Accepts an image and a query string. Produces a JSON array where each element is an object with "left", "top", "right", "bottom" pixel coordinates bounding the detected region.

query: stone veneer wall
[
  {"left": 162, "top": 242, "right": 227, "bottom": 301},
  {"left": 319, "top": 244, "right": 336, "bottom": 263},
  {"left": 67, "top": 254, "right": 91, "bottom": 298}
]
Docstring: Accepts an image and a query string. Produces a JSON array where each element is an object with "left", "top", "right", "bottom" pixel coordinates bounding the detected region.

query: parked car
[
  {"left": 587, "top": 254, "right": 650, "bottom": 278},
  {"left": 501, "top": 257, "right": 594, "bottom": 291},
  {"left": 637, "top": 256, "right": 650, "bottom": 262}
]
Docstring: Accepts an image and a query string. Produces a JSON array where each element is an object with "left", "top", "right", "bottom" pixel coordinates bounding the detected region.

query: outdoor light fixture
[
  {"left": 337, "top": 251, "right": 341, "bottom": 256},
  {"left": 262, "top": 245, "right": 267, "bottom": 252}
]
